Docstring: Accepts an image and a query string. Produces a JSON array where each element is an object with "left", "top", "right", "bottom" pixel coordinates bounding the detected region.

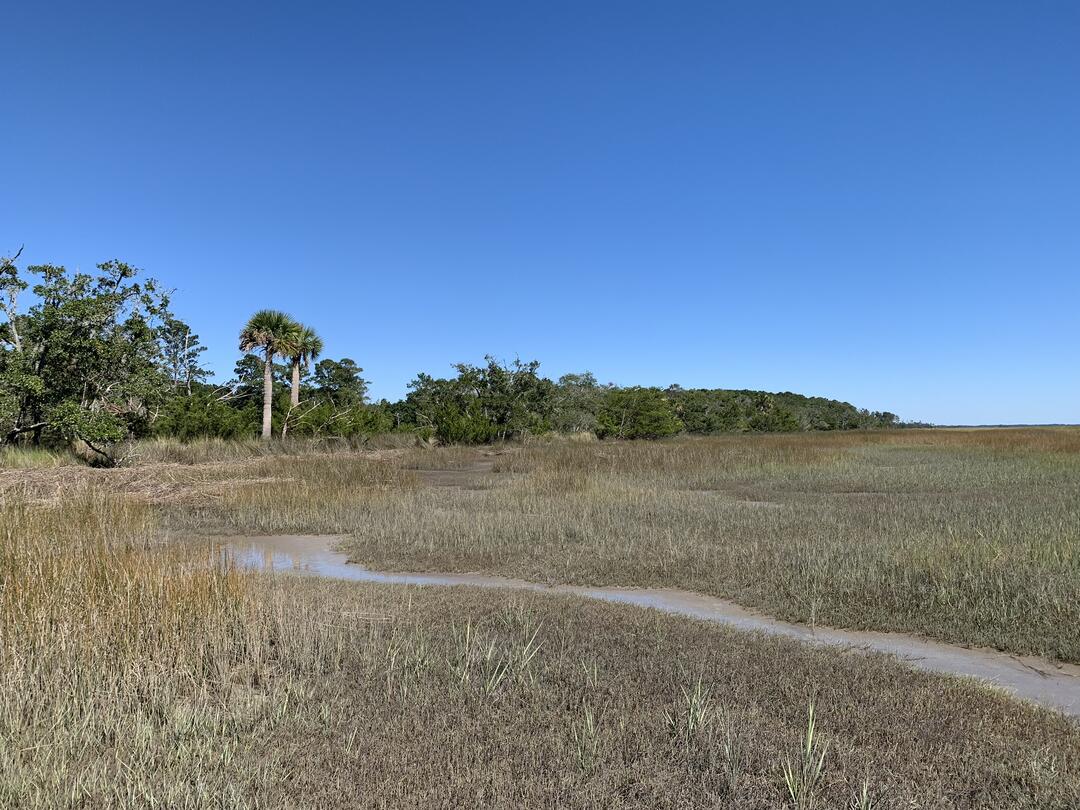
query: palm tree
[
  {"left": 279, "top": 324, "right": 324, "bottom": 409},
  {"left": 239, "top": 310, "right": 297, "bottom": 439}
]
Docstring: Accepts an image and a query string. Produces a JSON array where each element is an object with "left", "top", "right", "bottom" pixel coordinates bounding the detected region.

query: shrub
[{"left": 596, "top": 387, "right": 683, "bottom": 440}]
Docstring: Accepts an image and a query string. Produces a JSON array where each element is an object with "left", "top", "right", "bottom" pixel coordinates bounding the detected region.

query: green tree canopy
[
  {"left": 313, "top": 358, "right": 369, "bottom": 407},
  {"left": 239, "top": 309, "right": 297, "bottom": 439},
  {"left": 278, "top": 323, "right": 323, "bottom": 410},
  {"left": 596, "top": 387, "right": 683, "bottom": 440},
  {"left": 159, "top": 316, "right": 210, "bottom": 395},
  {"left": 402, "top": 357, "right": 556, "bottom": 443},
  {"left": 0, "top": 255, "right": 187, "bottom": 460},
  {"left": 552, "top": 372, "right": 608, "bottom": 434}
]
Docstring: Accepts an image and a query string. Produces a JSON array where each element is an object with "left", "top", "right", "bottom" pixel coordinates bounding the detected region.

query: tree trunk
[
  {"left": 183, "top": 330, "right": 192, "bottom": 396},
  {"left": 261, "top": 349, "right": 274, "bottom": 439},
  {"left": 290, "top": 358, "right": 301, "bottom": 408},
  {"left": 281, "top": 358, "right": 302, "bottom": 439}
]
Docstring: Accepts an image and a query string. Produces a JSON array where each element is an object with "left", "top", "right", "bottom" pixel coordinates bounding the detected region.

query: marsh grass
[
  {"left": 217, "top": 581, "right": 1080, "bottom": 807},
  {"left": 313, "top": 430, "right": 1080, "bottom": 661},
  {"left": 6, "top": 428, "right": 1080, "bottom": 806},
  {"left": 166, "top": 455, "right": 419, "bottom": 534},
  {"left": 2, "top": 478, "right": 1080, "bottom": 806},
  {"left": 122, "top": 434, "right": 417, "bottom": 466},
  {"left": 782, "top": 701, "right": 829, "bottom": 810},
  {"left": 0, "top": 446, "right": 74, "bottom": 469},
  {"left": 67, "top": 428, "right": 1079, "bottom": 659},
  {"left": 398, "top": 445, "right": 503, "bottom": 470},
  {"left": 572, "top": 702, "right": 601, "bottom": 773},
  {"left": 0, "top": 488, "right": 364, "bottom": 807}
]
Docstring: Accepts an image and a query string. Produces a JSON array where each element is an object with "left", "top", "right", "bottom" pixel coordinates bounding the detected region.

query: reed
[
  {"left": 0, "top": 487, "right": 359, "bottom": 807},
  {"left": 5, "top": 428, "right": 1080, "bottom": 806},
  {"left": 323, "top": 430, "right": 1080, "bottom": 661}
]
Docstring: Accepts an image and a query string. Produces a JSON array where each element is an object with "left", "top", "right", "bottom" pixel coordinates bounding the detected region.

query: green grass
[{"left": 0, "top": 446, "right": 74, "bottom": 469}]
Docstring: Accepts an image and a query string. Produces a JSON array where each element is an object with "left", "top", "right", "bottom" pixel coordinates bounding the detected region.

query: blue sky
[{"left": 2, "top": 1, "right": 1077, "bottom": 424}]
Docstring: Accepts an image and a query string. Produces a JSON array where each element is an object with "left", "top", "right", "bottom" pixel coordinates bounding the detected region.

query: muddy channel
[{"left": 218, "top": 533, "right": 1080, "bottom": 719}]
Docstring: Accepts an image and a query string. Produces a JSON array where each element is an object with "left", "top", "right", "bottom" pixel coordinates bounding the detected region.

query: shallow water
[{"left": 220, "top": 534, "right": 1080, "bottom": 718}]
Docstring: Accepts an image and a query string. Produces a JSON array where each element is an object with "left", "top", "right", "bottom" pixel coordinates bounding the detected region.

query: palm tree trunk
[
  {"left": 281, "top": 358, "right": 302, "bottom": 439},
  {"left": 290, "top": 359, "right": 301, "bottom": 407},
  {"left": 262, "top": 350, "right": 274, "bottom": 439}
]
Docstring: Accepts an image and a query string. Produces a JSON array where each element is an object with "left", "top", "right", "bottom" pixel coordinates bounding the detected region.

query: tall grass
[
  {"left": 0, "top": 488, "right": 359, "bottom": 807},
  {"left": 398, "top": 445, "right": 502, "bottom": 470},
  {"left": 0, "top": 446, "right": 74, "bottom": 469},
  {"left": 3, "top": 477, "right": 1080, "bottom": 806},
  {"left": 176, "top": 455, "right": 419, "bottom": 534},
  {"left": 136, "top": 428, "right": 1080, "bottom": 659},
  {"left": 122, "top": 433, "right": 418, "bottom": 466},
  {"left": 281, "top": 430, "right": 1080, "bottom": 661}
]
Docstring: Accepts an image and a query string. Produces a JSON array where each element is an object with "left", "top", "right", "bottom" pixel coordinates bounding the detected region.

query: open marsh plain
[
  {"left": 160, "top": 428, "right": 1080, "bottom": 662},
  {"left": 2, "top": 429, "right": 1079, "bottom": 807}
]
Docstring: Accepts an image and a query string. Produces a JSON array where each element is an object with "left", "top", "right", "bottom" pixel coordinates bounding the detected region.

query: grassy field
[
  {"left": 3, "top": 429, "right": 1079, "bottom": 807},
  {"left": 3, "top": 487, "right": 1079, "bottom": 808},
  {"left": 145, "top": 428, "right": 1080, "bottom": 663}
]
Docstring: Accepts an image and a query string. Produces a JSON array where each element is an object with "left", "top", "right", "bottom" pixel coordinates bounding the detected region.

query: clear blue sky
[{"left": 2, "top": 2, "right": 1077, "bottom": 425}]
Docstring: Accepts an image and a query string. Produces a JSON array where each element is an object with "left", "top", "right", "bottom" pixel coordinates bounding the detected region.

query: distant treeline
[
  {"left": 161, "top": 358, "right": 904, "bottom": 445},
  {"left": 387, "top": 360, "right": 902, "bottom": 444},
  {"left": 0, "top": 254, "right": 908, "bottom": 460}
]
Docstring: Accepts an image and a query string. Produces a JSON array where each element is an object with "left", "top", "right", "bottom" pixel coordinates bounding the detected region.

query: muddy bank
[{"left": 218, "top": 534, "right": 1080, "bottom": 719}]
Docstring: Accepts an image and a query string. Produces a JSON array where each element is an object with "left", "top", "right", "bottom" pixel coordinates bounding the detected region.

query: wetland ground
[{"left": 3, "top": 429, "right": 1079, "bottom": 807}]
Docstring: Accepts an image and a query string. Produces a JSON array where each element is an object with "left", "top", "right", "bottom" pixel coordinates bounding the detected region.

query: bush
[{"left": 596, "top": 387, "right": 683, "bottom": 440}]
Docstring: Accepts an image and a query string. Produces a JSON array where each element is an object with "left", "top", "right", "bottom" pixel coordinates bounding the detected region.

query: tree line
[{"left": 0, "top": 253, "right": 904, "bottom": 462}]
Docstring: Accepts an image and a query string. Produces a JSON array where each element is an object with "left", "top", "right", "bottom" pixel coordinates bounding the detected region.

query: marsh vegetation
[
  {"left": 2, "top": 428, "right": 1079, "bottom": 807},
  {"left": 143, "top": 428, "right": 1080, "bottom": 663}
]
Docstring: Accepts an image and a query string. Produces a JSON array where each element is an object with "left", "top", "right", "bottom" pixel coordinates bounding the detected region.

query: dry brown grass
[
  {"left": 0, "top": 489, "right": 369, "bottom": 807},
  {"left": 122, "top": 434, "right": 419, "bottom": 465},
  {"left": 225, "top": 580, "right": 1080, "bottom": 808},
  {"left": 398, "top": 444, "right": 505, "bottom": 470},
  {"left": 3, "top": 431, "right": 1080, "bottom": 807},
  {"left": 140, "top": 429, "right": 1080, "bottom": 662},
  {"left": 12, "top": 429, "right": 1077, "bottom": 661}
]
